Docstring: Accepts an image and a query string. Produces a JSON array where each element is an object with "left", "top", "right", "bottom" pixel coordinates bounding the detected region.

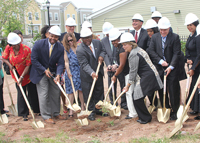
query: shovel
[
  {"left": 109, "top": 90, "right": 126, "bottom": 117},
  {"left": 194, "top": 88, "right": 200, "bottom": 132},
  {"left": 12, "top": 69, "right": 44, "bottom": 129},
  {"left": 169, "top": 74, "right": 200, "bottom": 138},
  {"left": 157, "top": 72, "right": 171, "bottom": 123},
  {"left": 175, "top": 74, "right": 190, "bottom": 127},
  {"left": 112, "top": 83, "right": 115, "bottom": 103},
  {"left": 3, "top": 67, "right": 18, "bottom": 116},
  {"left": 148, "top": 91, "right": 157, "bottom": 114},
  {"left": 0, "top": 110, "right": 8, "bottom": 124},
  {"left": 95, "top": 81, "right": 114, "bottom": 109},
  {"left": 77, "top": 62, "right": 101, "bottom": 119}
]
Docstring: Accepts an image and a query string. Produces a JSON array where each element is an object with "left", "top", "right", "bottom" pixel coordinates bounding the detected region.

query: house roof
[
  {"left": 60, "top": 1, "right": 77, "bottom": 9},
  {"left": 87, "top": 0, "right": 133, "bottom": 20}
]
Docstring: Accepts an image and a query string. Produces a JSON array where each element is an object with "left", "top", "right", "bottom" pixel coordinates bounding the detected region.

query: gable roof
[
  {"left": 60, "top": 1, "right": 77, "bottom": 9},
  {"left": 87, "top": 0, "right": 133, "bottom": 20}
]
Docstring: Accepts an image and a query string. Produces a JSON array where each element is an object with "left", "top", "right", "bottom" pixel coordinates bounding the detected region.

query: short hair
[
  {"left": 192, "top": 20, "right": 199, "bottom": 27},
  {"left": 13, "top": 30, "right": 23, "bottom": 35},
  {"left": 152, "top": 27, "right": 159, "bottom": 34},
  {"left": 62, "top": 33, "right": 77, "bottom": 52}
]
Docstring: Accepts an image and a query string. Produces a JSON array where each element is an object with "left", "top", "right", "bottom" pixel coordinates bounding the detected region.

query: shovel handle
[
  {"left": 12, "top": 69, "right": 36, "bottom": 121},
  {"left": 69, "top": 76, "right": 79, "bottom": 105},
  {"left": 163, "top": 72, "right": 167, "bottom": 108},
  {"left": 104, "top": 81, "right": 113, "bottom": 103},
  {"left": 112, "top": 83, "right": 115, "bottom": 102},
  {"left": 152, "top": 91, "right": 157, "bottom": 106},
  {"left": 184, "top": 74, "right": 190, "bottom": 105},
  {"left": 113, "top": 90, "right": 126, "bottom": 106},
  {"left": 86, "top": 62, "right": 101, "bottom": 112}
]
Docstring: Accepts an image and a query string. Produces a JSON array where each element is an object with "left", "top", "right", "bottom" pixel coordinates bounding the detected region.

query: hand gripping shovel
[
  {"left": 95, "top": 81, "right": 114, "bottom": 109},
  {"left": 169, "top": 74, "right": 200, "bottom": 138},
  {"left": 12, "top": 69, "right": 44, "bottom": 129},
  {"left": 109, "top": 90, "right": 126, "bottom": 117},
  {"left": 0, "top": 110, "right": 8, "bottom": 124},
  {"left": 3, "top": 67, "right": 18, "bottom": 116},
  {"left": 157, "top": 72, "right": 171, "bottom": 123},
  {"left": 148, "top": 91, "right": 157, "bottom": 114},
  {"left": 77, "top": 62, "right": 101, "bottom": 120},
  {"left": 175, "top": 74, "right": 190, "bottom": 127}
]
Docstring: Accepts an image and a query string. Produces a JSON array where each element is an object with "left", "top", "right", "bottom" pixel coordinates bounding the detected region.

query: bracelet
[{"left": 20, "top": 76, "right": 24, "bottom": 79}]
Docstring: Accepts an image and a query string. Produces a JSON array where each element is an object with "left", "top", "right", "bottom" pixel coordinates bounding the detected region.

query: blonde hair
[
  {"left": 125, "top": 42, "right": 137, "bottom": 49},
  {"left": 62, "top": 33, "right": 77, "bottom": 52}
]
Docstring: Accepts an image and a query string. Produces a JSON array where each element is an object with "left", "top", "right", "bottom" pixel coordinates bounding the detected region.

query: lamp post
[
  {"left": 46, "top": 0, "right": 50, "bottom": 26},
  {"left": 30, "top": 21, "right": 33, "bottom": 38}
]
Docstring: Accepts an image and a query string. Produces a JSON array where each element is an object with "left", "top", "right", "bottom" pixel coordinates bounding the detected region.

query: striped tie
[{"left": 49, "top": 45, "right": 53, "bottom": 57}]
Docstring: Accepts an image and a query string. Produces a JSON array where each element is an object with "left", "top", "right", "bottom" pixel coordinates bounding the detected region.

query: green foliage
[
  {"left": 181, "top": 41, "right": 186, "bottom": 55},
  {"left": 108, "top": 120, "right": 114, "bottom": 126},
  {"left": 96, "top": 118, "right": 101, "bottom": 123}
]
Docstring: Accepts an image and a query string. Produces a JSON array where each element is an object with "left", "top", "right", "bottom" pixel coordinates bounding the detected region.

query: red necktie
[{"left": 135, "top": 32, "right": 138, "bottom": 43}]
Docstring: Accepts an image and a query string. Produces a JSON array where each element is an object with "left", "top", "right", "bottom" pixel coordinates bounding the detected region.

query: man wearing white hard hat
[
  {"left": 148, "top": 17, "right": 181, "bottom": 120},
  {"left": 130, "top": 13, "right": 149, "bottom": 51},
  {"left": 76, "top": 27, "right": 107, "bottom": 121},
  {"left": 59, "top": 17, "right": 80, "bottom": 42},
  {"left": 151, "top": 11, "right": 162, "bottom": 24},
  {"left": 30, "top": 25, "right": 66, "bottom": 124},
  {"left": 184, "top": 13, "right": 200, "bottom": 118}
]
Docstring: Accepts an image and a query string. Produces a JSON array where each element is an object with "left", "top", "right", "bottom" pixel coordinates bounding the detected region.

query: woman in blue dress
[{"left": 63, "top": 33, "right": 85, "bottom": 117}]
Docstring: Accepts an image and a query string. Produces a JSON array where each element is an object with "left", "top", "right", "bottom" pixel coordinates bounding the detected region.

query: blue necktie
[{"left": 162, "top": 37, "right": 166, "bottom": 61}]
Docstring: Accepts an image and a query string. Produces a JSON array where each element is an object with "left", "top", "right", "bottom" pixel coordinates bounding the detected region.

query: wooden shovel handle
[
  {"left": 112, "top": 83, "right": 115, "bottom": 102},
  {"left": 12, "top": 69, "right": 35, "bottom": 121},
  {"left": 69, "top": 76, "right": 79, "bottom": 105},
  {"left": 104, "top": 81, "right": 114, "bottom": 103},
  {"left": 184, "top": 74, "right": 190, "bottom": 105},
  {"left": 163, "top": 72, "right": 167, "bottom": 108},
  {"left": 86, "top": 62, "right": 101, "bottom": 111},
  {"left": 113, "top": 90, "right": 126, "bottom": 106},
  {"left": 152, "top": 91, "right": 157, "bottom": 106}
]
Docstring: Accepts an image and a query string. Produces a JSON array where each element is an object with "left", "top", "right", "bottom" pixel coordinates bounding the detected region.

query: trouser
[
  {"left": 0, "top": 78, "right": 4, "bottom": 112},
  {"left": 16, "top": 83, "right": 29, "bottom": 117},
  {"left": 133, "top": 96, "right": 152, "bottom": 122},
  {"left": 27, "top": 82, "right": 40, "bottom": 113},
  {"left": 125, "top": 74, "right": 137, "bottom": 117},
  {"left": 36, "top": 75, "right": 60, "bottom": 120},
  {"left": 81, "top": 73, "right": 104, "bottom": 112},
  {"left": 108, "top": 71, "right": 127, "bottom": 107}
]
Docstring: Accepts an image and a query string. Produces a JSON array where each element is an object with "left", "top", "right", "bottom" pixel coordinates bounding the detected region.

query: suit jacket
[
  {"left": 101, "top": 36, "right": 117, "bottom": 66},
  {"left": 148, "top": 32, "right": 181, "bottom": 76},
  {"left": 76, "top": 39, "right": 105, "bottom": 82},
  {"left": 59, "top": 32, "right": 80, "bottom": 42},
  {"left": 30, "top": 38, "right": 64, "bottom": 84},
  {"left": 130, "top": 28, "right": 149, "bottom": 51}
]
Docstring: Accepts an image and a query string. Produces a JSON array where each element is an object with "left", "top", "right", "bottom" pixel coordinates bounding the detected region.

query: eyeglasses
[{"left": 68, "top": 39, "right": 73, "bottom": 42}]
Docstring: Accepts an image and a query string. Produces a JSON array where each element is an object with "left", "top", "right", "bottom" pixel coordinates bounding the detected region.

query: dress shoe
[
  {"left": 137, "top": 119, "right": 150, "bottom": 124},
  {"left": 125, "top": 115, "right": 133, "bottom": 119},
  {"left": 88, "top": 113, "right": 95, "bottom": 121},
  {"left": 190, "top": 111, "right": 198, "bottom": 115},
  {"left": 96, "top": 111, "right": 108, "bottom": 117},
  {"left": 23, "top": 115, "right": 28, "bottom": 121},
  {"left": 45, "top": 118, "right": 55, "bottom": 124},
  {"left": 1, "top": 110, "right": 9, "bottom": 114},
  {"left": 55, "top": 114, "right": 67, "bottom": 120},
  {"left": 194, "top": 116, "right": 200, "bottom": 120},
  {"left": 170, "top": 114, "right": 177, "bottom": 120}
]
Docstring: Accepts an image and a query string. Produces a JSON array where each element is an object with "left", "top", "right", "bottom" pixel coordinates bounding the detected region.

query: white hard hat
[
  {"left": 102, "top": 22, "right": 114, "bottom": 34},
  {"left": 80, "top": 27, "right": 93, "bottom": 38},
  {"left": 7, "top": 32, "right": 21, "bottom": 45},
  {"left": 184, "top": 13, "right": 199, "bottom": 25},
  {"left": 65, "top": 17, "right": 77, "bottom": 26},
  {"left": 196, "top": 24, "right": 200, "bottom": 36},
  {"left": 158, "top": 17, "right": 171, "bottom": 29},
  {"left": 132, "top": 13, "right": 144, "bottom": 22},
  {"left": 145, "top": 19, "right": 158, "bottom": 29},
  {"left": 82, "top": 21, "right": 92, "bottom": 28},
  {"left": 49, "top": 25, "right": 61, "bottom": 36},
  {"left": 109, "top": 28, "right": 121, "bottom": 41},
  {"left": 119, "top": 32, "right": 135, "bottom": 43},
  {"left": 151, "top": 11, "right": 162, "bottom": 18}
]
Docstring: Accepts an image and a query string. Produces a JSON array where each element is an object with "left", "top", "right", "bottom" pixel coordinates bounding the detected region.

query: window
[
  {"left": 67, "top": 14, "right": 70, "bottom": 18},
  {"left": 83, "top": 14, "right": 86, "bottom": 21},
  {"left": 72, "top": 14, "right": 75, "bottom": 20},
  {"left": 34, "top": 26, "right": 39, "bottom": 33},
  {"left": 35, "top": 12, "right": 39, "bottom": 20},
  {"left": 28, "top": 27, "right": 32, "bottom": 34},
  {"left": 54, "top": 13, "right": 58, "bottom": 21},
  {"left": 49, "top": 12, "right": 53, "bottom": 21},
  {"left": 28, "top": 12, "right": 32, "bottom": 20}
]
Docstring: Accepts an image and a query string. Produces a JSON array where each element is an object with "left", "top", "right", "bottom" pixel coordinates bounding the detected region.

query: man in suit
[
  {"left": 30, "top": 26, "right": 66, "bottom": 124},
  {"left": 59, "top": 17, "right": 80, "bottom": 42},
  {"left": 130, "top": 13, "right": 149, "bottom": 51},
  {"left": 148, "top": 17, "right": 181, "bottom": 120},
  {"left": 76, "top": 27, "right": 108, "bottom": 121}
]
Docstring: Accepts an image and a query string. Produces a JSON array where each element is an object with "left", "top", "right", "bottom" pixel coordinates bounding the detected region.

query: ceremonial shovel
[
  {"left": 12, "top": 69, "right": 44, "bottom": 129},
  {"left": 169, "top": 74, "right": 200, "bottom": 138},
  {"left": 77, "top": 62, "right": 101, "bottom": 120},
  {"left": 148, "top": 91, "right": 157, "bottom": 114},
  {"left": 194, "top": 88, "right": 200, "bottom": 132},
  {"left": 157, "top": 72, "right": 171, "bottom": 123},
  {"left": 0, "top": 110, "right": 8, "bottom": 124}
]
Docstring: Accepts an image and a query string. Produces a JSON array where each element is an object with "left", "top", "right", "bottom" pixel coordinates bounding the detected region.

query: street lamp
[
  {"left": 46, "top": 0, "right": 50, "bottom": 26},
  {"left": 30, "top": 22, "right": 34, "bottom": 38}
]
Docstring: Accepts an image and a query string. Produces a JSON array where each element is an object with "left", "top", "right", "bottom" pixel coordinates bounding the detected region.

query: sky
[{"left": 36, "top": 0, "right": 119, "bottom": 12}]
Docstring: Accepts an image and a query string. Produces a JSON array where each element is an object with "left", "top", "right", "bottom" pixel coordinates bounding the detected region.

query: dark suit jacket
[
  {"left": 59, "top": 32, "right": 80, "bottom": 42},
  {"left": 76, "top": 39, "right": 105, "bottom": 82},
  {"left": 101, "top": 36, "right": 117, "bottom": 66},
  {"left": 130, "top": 28, "right": 149, "bottom": 51},
  {"left": 30, "top": 38, "right": 64, "bottom": 84},
  {"left": 148, "top": 32, "right": 181, "bottom": 76}
]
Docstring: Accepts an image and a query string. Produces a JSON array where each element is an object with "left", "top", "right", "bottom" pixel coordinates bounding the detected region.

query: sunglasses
[{"left": 68, "top": 39, "right": 73, "bottom": 42}]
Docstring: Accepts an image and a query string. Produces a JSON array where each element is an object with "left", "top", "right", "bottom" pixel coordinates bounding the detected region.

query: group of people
[{"left": 1, "top": 11, "right": 200, "bottom": 125}]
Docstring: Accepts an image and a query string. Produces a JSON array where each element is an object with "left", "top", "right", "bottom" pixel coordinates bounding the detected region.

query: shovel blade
[
  {"left": 77, "top": 110, "right": 92, "bottom": 119},
  {"left": 66, "top": 104, "right": 75, "bottom": 112},
  {"left": 95, "top": 101, "right": 103, "bottom": 109},
  {"left": 1, "top": 114, "right": 8, "bottom": 124},
  {"left": 194, "top": 122, "right": 200, "bottom": 132},
  {"left": 148, "top": 105, "right": 155, "bottom": 114},
  {"left": 177, "top": 105, "right": 184, "bottom": 119},
  {"left": 169, "top": 124, "right": 183, "bottom": 138},
  {"left": 72, "top": 104, "right": 81, "bottom": 113},
  {"left": 157, "top": 108, "right": 171, "bottom": 123},
  {"left": 114, "top": 106, "right": 121, "bottom": 117},
  {"left": 75, "top": 118, "right": 89, "bottom": 126},
  {"left": 37, "top": 121, "right": 44, "bottom": 128},
  {"left": 31, "top": 121, "right": 39, "bottom": 129},
  {"left": 8, "top": 105, "right": 18, "bottom": 116}
]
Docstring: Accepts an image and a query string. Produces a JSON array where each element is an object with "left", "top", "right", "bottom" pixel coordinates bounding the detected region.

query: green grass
[
  {"left": 108, "top": 120, "right": 114, "bottom": 126},
  {"left": 96, "top": 118, "right": 101, "bottom": 123}
]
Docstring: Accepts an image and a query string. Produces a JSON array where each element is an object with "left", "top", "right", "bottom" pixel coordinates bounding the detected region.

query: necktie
[
  {"left": 49, "top": 45, "right": 53, "bottom": 57},
  {"left": 135, "top": 32, "right": 138, "bottom": 43},
  {"left": 109, "top": 41, "right": 113, "bottom": 52},
  {"left": 89, "top": 46, "right": 93, "bottom": 53},
  {"left": 162, "top": 37, "right": 166, "bottom": 61}
]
